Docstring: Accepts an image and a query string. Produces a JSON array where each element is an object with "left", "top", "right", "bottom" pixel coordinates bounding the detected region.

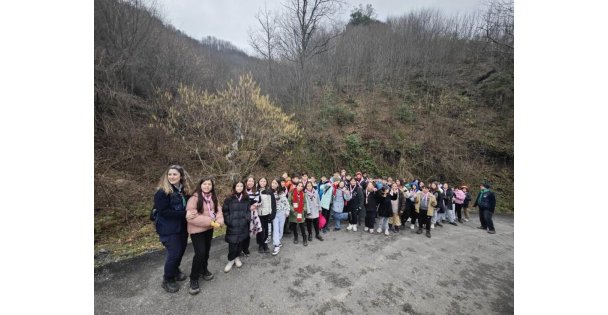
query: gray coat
[{"left": 305, "top": 190, "right": 321, "bottom": 219}]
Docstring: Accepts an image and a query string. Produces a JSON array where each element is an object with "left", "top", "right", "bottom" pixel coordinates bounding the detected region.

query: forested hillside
[{"left": 94, "top": 0, "right": 513, "bottom": 263}]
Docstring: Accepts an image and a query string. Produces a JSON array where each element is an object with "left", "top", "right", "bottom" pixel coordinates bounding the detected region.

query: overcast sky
[{"left": 155, "top": 0, "right": 484, "bottom": 55}]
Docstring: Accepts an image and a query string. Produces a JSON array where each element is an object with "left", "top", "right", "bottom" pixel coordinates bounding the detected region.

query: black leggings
[
  {"left": 190, "top": 229, "right": 213, "bottom": 280},
  {"left": 306, "top": 217, "right": 320, "bottom": 236},
  {"left": 290, "top": 222, "right": 307, "bottom": 239},
  {"left": 321, "top": 208, "right": 330, "bottom": 227},
  {"left": 365, "top": 211, "right": 376, "bottom": 229},
  {"left": 257, "top": 215, "right": 271, "bottom": 247},
  {"left": 455, "top": 204, "right": 463, "bottom": 220},
  {"left": 348, "top": 210, "right": 358, "bottom": 224}
]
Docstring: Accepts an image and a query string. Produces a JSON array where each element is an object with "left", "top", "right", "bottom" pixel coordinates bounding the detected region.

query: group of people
[{"left": 153, "top": 165, "right": 498, "bottom": 295}]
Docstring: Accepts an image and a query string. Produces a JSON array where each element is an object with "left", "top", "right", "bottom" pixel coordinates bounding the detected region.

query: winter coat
[
  {"left": 186, "top": 193, "right": 224, "bottom": 235},
  {"left": 319, "top": 183, "right": 334, "bottom": 210},
  {"left": 344, "top": 185, "right": 364, "bottom": 213},
  {"left": 363, "top": 189, "right": 381, "bottom": 213},
  {"left": 332, "top": 188, "right": 352, "bottom": 213},
  {"left": 463, "top": 192, "right": 472, "bottom": 207},
  {"left": 258, "top": 189, "right": 277, "bottom": 218},
  {"left": 154, "top": 185, "right": 188, "bottom": 237},
  {"left": 443, "top": 188, "right": 454, "bottom": 211},
  {"left": 304, "top": 189, "right": 322, "bottom": 219},
  {"left": 378, "top": 192, "right": 397, "bottom": 217},
  {"left": 453, "top": 189, "right": 466, "bottom": 205},
  {"left": 274, "top": 191, "right": 291, "bottom": 217},
  {"left": 223, "top": 194, "right": 252, "bottom": 244},
  {"left": 473, "top": 190, "right": 496, "bottom": 212},
  {"left": 288, "top": 190, "right": 309, "bottom": 224},
  {"left": 432, "top": 190, "right": 444, "bottom": 213},
  {"left": 414, "top": 192, "right": 438, "bottom": 216}
]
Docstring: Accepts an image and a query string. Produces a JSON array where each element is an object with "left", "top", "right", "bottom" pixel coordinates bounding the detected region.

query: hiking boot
[
  {"left": 162, "top": 279, "right": 179, "bottom": 293},
  {"left": 175, "top": 270, "right": 187, "bottom": 281},
  {"left": 308, "top": 234, "right": 313, "bottom": 242},
  {"left": 303, "top": 238, "right": 308, "bottom": 246},
  {"left": 235, "top": 257, "right": 243, "bottom": 268},
  {"left": 189, "top": 279, "right": 200, "bottom": 295},
  {"left": 449, "top": 222, "right": 458, "bottom": 226},
  {"left": 426, "top": 230, "right": 431, "bottom": 238},
  {"left": 272, "top": 246, "right": 280, "bottom": 256},
  {"left": 416, "top": 228, "right": 423, "bottom": 234},
  {"left": 316, "top": 235, "right": 324, "bottom": 241},
  {"left": 224, "top": 260, "right": 235, "bottom": 273},
  {"left": 201, "top": 270, "right": 214, "bottom": 281},
  {"left": 488, "top": 230, "right": 496, "bottom": 234}
]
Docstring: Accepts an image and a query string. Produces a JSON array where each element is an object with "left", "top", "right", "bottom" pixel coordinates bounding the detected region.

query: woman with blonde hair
[{"left": 153, "top": 164, "right": 193, "bottom": 293}]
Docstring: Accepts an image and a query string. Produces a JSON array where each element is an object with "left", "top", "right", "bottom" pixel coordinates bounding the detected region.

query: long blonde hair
[{"left": 157, "top": 164, "right": 193, "bottom": 196}]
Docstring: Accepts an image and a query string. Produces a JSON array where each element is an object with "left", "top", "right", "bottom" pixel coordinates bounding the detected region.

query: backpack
[{"left": 454, "top": 190, "right": 465, "bottom": 204}]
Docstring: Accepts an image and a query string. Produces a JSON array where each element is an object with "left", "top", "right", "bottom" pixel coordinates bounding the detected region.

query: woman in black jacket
[
  {"left": 223, "top": 180, "right": 252, "bottom": 273},
  {"left": 363, "top": 182, "right": 381, "bottom": 233},
  {"left": 430, "top": 182, "right": 444, "bottom": 229},
  {"left": 153, "top": 164, "right": 193, "bottom": 293},
  {"left": 345, "top": 178, "right": 363, "bottom": 232}
]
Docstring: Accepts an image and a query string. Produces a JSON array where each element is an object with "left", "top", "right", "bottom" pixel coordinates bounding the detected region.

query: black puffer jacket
[
  {"left": 364, "top": 190, "right": 381, "bottom": 212},
  {"left": 378, "top": 191, "right": 398, "bottom": 218},
  {"left": 223, "top": 195, "right": 251, "bottom": 244},
  {"left": 344, "top": 185, "right": 364, "bottom": 213},
  {"left": 443, "top": 188, "right": 454, "bottom": 212}
]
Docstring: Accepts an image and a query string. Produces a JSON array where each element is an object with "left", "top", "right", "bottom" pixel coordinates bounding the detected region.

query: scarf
[
  {"left": 236, "top": 193, "right": 243, "bottom": 202},
  {"left": 202, "top": 192, "right": 215, "bottom": 219},
  {"left": 292, "top": 190, "right": 304, "bottom": 214},
  {"left": 365, "top": 190, "right": 371, "bottom": 204},
  {"left": 305, "top": 189, "right": 316, "bottom": 200},
  {"left": 477, "top": 188, "right": 489, "bottom": 204}
]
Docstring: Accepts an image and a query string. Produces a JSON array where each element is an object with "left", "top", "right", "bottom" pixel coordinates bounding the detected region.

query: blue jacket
[{"left": 154, "top": 186, "right": 187, "bottom": 237}]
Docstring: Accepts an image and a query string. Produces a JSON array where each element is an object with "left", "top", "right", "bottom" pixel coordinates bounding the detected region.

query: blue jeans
[
  {"left": 380, "top": 217, "right": 389, "bottom": 231},
  {"left": 333, "top": 212, "right": 349, "bottom": 229},
  {"left": 159, "top": 232, "right": 188, "bottom": 281},
  {"left": 272, "top": 211, "right": 287, "bottom": 247}
]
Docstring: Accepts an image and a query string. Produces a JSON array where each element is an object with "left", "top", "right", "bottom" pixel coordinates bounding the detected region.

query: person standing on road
[
  {"left": 289, "top": 182, "right": 308, "bottom": 246},
  {"left": 241, "top": 176, "right": 260, "bottom": 257},
  {"left": 453, "top": 186, "right": 466, "bottom": 223},
  {"left": 153, "top": 164, "right": 192, "bottom": 293},
  {"left": 304, "top": 181, "right": 324, "bottom": 242},
  {"left": 222, "top": 180, "right": 251, "bottom": 273},
  {"left": 319, "top": 178, "right": 334, "bottom": 234},
  {"left": 345, "top": 177, "right": 363, "bottom": 232},
  {"left": 256, "top": 177, "right": 276, "bottom": 254},
  {"left": 364, "top": 182, "right": 380, "bottom": 233},
  {"left": 415, "top": 185, "right": 436, "bottom": 238},
  {"left": 461, "top": 186, "right": 472, "bottom": 222},
  {"left": 474, "top": 182, "right": 497, "bottom": 234},
  {"left": 185, "top": 177, "right": 224, "bottom": 295},
  {"left": 388, "top": 183, "right": 403, "bottom": 233},
  {"left": 442, "top": 183, "right": 458, "bottom": 226},
  {"left": 377, "top": 186, "right": 397, "bottom": 236},
  {"left": 429, "top": 182, "right": 444, "bottom": 229},
  {"left": 271, "top": 178, "right": 290, "bottom": 256},
  {"left": 332, "top": 180, "right": 352, "bottom": 231}
]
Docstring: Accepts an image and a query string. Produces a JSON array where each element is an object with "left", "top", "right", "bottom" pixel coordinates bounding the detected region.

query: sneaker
[
  {"left": 477, "top": 226, "right": 486, "bottom": 230},
  {"left": 175, "top": 269, "right": 187, "bottom": 282},
  {"left": 308, "top": 234, "right": 313, "bottom": 242},
  {"left": 278, "top": 243, "right": 283, "bottom": 248},
  {"left": 369, "top": 228, "right": 374, "bottom": 234},
  {"left": 201, "top": 270, "right": 214, "bottom": 281},
  {"left": 458, "top": 219, "right": 464, "bottom": 223},
  {"left": 442, "top": 219, "right": 447, "bottom": 223},
  {"left": 224, "top": 260, "right": 235, "bottom": 273},
  {"left": 385, "top": 230, "right": 390, "bottom": 236},
  {"left": 464, "top": 218, "right": 470, "bottom": 222},
  {"left": 410, "top": 224, "right": 415, "bottom": 230},
  {"left": 449, "top": 222, "right": 458, "bottom": 226},
  {"left": 364, "top": 227, "right": 369, "bottom": 232},
  {"left": 406, "top": 218, "right": 411, "bottom": 222},
  {"left": 488, "top": 230, "right": 496, "bottom": 234},
  {"left": 303, "top": 238, "right": 308, "bottom": 246},
  {"left": 436, "top": 222, "right": 443, "bottom": 227},
  {"left": 265, "top": 237, "right": 271, "bottom": 244},
  {"left": 352, "top": 225, "right": 357, "bottom": 232},
  {"left": 293, "top": 237, "right": 299, "bottom": 244},
  {"left": 416, "top": 228, "right": 423, "bottom": 234},
  {"left": 333, "top": 227, "right": 341, "bottom": 231},
  {"left": 235, "top": 257, "right": 243, "bottom": 268},
  {"left": 376, "top": 228, "right": 382, "bottom": 233},
  {"left": 272, "top": 246, "right": 280, "bottom": 256},
  {"left": 316, "top": 235, "right": 324, "bottom": 241},
  {"left": 346, "top": 224, "right": 353, "bottom": 231},
  {"left": 162, "top": 279, "right": 179, "bottom": 293},
  {"left": 426, "top": 231, "right": 431, "bottom": 238},
  {"left": 189, "top": 279, "right": 200, "bottom": 295},
  {"left": 431, "top": 223, "right": 435, "bottom": 230}
]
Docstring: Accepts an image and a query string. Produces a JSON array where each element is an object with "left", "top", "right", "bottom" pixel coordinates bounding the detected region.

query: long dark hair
[
  {"left": 194, "top": 177, "right": 218, "bottom": 214},
  {"left": 232, "top": 180, "right": 250, "bottom": 201},
  {"left": 245, "top": 175, "right": 257, "bottom": 193},
  {"left": 272, "top": 177, "right": 285, "bottom": 194}
]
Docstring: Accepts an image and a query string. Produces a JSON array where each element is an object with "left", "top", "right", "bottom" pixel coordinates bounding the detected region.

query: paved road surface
[{"left": 95, "top": 215, "right": 514, "bottom": 314}]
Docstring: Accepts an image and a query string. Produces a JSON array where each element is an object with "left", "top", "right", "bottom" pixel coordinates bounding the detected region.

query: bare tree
[
  {"left": 248, "top": 3, "right": 279, "bottom": 89},
  {"left": 480, "top": 0, "right": 514, "bottom": 64},
  {"left": 276, "top": 0, "right": 344, "bottom": 107}
]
